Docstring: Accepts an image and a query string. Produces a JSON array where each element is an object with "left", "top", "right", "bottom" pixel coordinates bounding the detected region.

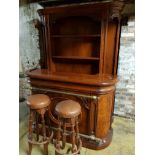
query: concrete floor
[{"left": 19, "top": 101, "right": 135, "bottom": 155}]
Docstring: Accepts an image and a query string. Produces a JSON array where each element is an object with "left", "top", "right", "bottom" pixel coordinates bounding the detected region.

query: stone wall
[{"left": 19, "top": 3, "right": 135, "bottom": 118}]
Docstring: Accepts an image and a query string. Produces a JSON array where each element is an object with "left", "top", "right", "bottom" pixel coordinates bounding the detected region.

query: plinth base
[{"left": 81, "top": 129, "right": 113, "bottom": 150}]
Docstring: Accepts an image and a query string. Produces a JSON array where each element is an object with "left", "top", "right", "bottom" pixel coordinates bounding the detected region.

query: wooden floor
[{"left": 19, "top": 101, "right": 135, "bottom": 155}]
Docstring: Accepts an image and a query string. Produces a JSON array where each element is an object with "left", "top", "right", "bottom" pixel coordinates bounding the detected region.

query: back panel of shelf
[{"left": 52, "top": 37, "right": 100, "bottom": 57}]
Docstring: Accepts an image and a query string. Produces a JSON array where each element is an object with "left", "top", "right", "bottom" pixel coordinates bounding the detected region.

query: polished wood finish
[
  {"left": 54, "top": 100, "right": 82, "bottom": 155},
  {"left": 28, "top": 0, "right": 125, "bottom": 150},
  {"left": 55, "top": 100, "right": 81, "bottom": 118},
  {"left": 27, "top": 94, "right": 53, "bottom": 155}
]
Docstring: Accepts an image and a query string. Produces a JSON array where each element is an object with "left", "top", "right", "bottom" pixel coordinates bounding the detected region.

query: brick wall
[
  {"left": 19, "top": 3, "right": 135, "bottom": 118},
  {"left": 114, "top": 16, "right": 135, "bottom": 118}
]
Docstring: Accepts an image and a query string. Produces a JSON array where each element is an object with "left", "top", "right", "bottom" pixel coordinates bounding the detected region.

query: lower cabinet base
[
  {"left": 51, "top": 126, "right": 113, "bottom": 150},
  {"left": 31, "top": 86, "right": 115, "bottom": 150},
  {"left": 80, "top": 129, "right": 113, "bottom": 150}
]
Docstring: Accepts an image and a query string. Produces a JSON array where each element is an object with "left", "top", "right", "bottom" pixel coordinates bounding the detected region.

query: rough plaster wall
[
  {"left": 19, "top": 2, "right": 42, "bottom": 72},
  {"left": 114, "top": 16, "right": 135, "bottom": 118},
  {"left": 19, "top": 2, "right": 42, "bottom": 98},
  {"left": 19, "top": 2, "right": 135, "bottom": 118}
]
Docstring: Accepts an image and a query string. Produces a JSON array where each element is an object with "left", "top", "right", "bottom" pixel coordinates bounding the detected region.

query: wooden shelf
[
  {"left": 52, "top": 56, "right": 100, "bottom": 61},
  {"left": 51, "top": 34, "right": 101, "bottom": 38}
]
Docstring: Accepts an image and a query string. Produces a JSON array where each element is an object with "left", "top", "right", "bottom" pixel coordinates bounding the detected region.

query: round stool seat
[
  {"left": 27, "top": 94, "right": 51, "bottom": 109},
  {"left": 55, "top": 100, "right": 81, "bottom": 118}
]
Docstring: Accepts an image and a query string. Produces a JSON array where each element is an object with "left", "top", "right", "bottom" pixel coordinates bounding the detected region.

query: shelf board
[
  {"left": 52, "top": 56, "right": 100, "bottom": 61},
  {"left": 51, "top": 34, "right": 101, "bottom": 38}
]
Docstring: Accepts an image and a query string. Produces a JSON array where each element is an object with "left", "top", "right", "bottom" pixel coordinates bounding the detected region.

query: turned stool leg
[
  {"left": 47, "top": 107, "right": 52, "bottom": 138},
  {"left": 75, "top": 116, "right": 80, "bottom": 155},
  {"left": 41, "top": 113, "right": 48, "bottom": 155},
  {"left": 35, "top": 112, "right": 39, "bottom": 141},
  {"left": 75, "top": 117, "right": 80, "bottom": 145},
  {"left": 28, "top": 109, "right": 34, "bottom": 155},
  {"left": 62, "top": 119, "right": 66, "bottom": 149},
  {"left": 71, "top": 118, "right": 76, "bottom": 153},
  {"left": 55, "top": 116, "right": 61, "bottom": 155}
]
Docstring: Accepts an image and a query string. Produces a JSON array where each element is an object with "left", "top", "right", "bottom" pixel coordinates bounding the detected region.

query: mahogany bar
[{"left": 28, "top": 0, "right": 125, "bottom": 150}]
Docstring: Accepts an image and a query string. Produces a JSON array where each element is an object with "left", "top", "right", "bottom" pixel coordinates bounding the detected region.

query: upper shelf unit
[{"left": 49, "top": 15, "right": 101, "bottom": 75}]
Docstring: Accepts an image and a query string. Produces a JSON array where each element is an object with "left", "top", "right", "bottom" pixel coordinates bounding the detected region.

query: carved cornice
[{"left": 111, "top": 0, "right": 125, "bottom": 19}]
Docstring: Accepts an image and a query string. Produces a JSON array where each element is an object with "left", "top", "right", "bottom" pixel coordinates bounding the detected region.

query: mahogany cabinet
[{"left": 28, "top": 0, "right": 125, "bottom": 150}]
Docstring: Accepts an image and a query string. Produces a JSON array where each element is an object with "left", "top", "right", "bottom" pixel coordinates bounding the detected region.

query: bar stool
[
  {"left": 26, "top": 94, "right": 53, "bottom": 155},
  {"left": 54, "top": 100, "right": 82, "bottom": 155}
]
